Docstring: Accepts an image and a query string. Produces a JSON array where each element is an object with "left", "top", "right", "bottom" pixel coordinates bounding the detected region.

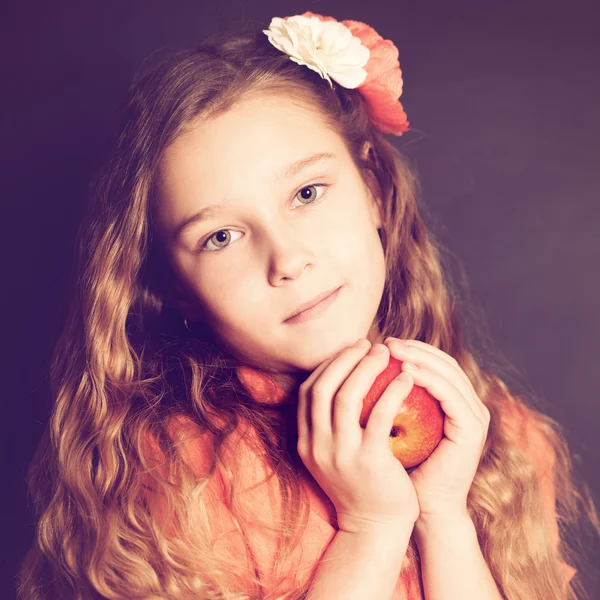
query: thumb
[{"left": 362, "top": 371, "right": 413, "bottom": 451}]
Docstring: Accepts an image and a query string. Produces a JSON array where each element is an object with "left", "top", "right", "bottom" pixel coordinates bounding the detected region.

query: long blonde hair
[{"left": 17, "top": 25, "right": 599, "bottom": 600}]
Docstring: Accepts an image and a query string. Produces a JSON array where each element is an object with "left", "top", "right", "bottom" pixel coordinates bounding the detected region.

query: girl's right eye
[
  {"left": 200, "top": 229, "right": 243, "bottom": 253},
  {"left": 198, "top": 183, "right": 329, "bottom": 253}
]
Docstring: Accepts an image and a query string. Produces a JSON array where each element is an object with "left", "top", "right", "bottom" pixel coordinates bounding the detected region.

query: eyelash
[{"left": 198, "top": 183, "right": 330, "bottom": 253}]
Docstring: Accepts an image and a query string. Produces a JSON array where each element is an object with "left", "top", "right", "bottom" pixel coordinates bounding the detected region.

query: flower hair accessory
[{"left": 262, "top": 11, "right": 409, "bottom": 136}]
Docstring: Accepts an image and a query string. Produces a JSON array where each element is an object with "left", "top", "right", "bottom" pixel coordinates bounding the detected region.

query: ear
[{"left": 362, "top": 168, "right": 384, "bottom": 231}]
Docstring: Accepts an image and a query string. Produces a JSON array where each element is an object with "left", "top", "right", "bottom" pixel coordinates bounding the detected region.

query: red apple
[{"left": 359, "top": 356, "right": 445, "bottom": 468}]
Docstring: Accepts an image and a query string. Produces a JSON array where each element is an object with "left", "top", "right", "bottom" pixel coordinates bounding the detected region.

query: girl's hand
[
  {"left": 384, "top": 338, "right": 491, "bottom": 520},
  {"left": 297, "top": 339, "right": 421, "bottom": 534}
]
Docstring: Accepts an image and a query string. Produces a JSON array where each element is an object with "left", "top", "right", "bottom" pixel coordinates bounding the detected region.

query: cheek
[
  {"left": 336, "top": 210, "right": 384, "bottom": 266},
  {"left": 199, "top": 281, "right": 262, "bottom": 328},
  {"left": 346, "top": 227, "right": 386, "bottom": 309}
]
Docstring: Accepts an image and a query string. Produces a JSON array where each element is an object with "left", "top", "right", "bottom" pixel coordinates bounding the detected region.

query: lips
[{"left": 286, "top": 286, "right": 340, "bottom": 321}]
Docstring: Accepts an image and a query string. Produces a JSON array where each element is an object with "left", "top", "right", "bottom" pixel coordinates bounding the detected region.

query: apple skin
[{"left": 358, "top": 356, "right": 445, "bottom": 469}]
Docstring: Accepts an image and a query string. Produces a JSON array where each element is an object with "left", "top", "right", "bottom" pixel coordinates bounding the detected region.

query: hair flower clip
[
  {"left": 262, "top": 14, "right": 370, "bottom": 89},
  {"left": 263, "top": 11, "right": 409, "bottom": 136}
]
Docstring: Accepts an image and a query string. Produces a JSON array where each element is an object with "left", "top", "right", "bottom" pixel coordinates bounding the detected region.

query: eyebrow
[{"left": 172, "top": 151, "right": 337, "bottom": 240}]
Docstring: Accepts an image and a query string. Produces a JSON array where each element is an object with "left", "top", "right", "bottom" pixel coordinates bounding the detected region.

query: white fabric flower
[{"left": 262, "top": 15, "right": 370, "bottom": 89}]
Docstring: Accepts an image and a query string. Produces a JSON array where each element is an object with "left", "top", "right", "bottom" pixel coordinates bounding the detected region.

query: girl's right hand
[{"left": 296, "top": 338, "right": 420, "bottom": 535}]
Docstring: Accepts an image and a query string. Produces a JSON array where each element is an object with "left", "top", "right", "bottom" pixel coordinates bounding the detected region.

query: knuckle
[
  {"left": 331, "top": 451, "right": 351, "bottom": 471},
  {"left": 310, "top": 447, "right": 329, "bottom": 466},
  {"left": 368, "top": 343, "right": 387, "bottom": 356},
  {"left": 297, "top": 439, "right": 309, "bottom": 458},
  {"left": 355, "top": 451, "right": 374, "bottom": 471},
  {"left": 333, "top": 390, "right": 353, "bottom": 411},
  {"left": 367, "top": 411, "right": 384, "bottom": 427},
  {"left": 311, "top": 381, "right": 330, "bottom": 400},
  {"left": 298, "top": 381, "right": 307, "bottom": 396}
]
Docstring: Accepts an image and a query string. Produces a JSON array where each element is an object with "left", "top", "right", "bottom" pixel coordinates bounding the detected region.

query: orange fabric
[
  {"left": 142, "top": 414, "right": 421, "bottom": 598},
  {"left": 142, "top": 372, "right": 576, "bottom": 596},
  {"left": 499, "top": 400, "right": 577, "bottom": 585}
]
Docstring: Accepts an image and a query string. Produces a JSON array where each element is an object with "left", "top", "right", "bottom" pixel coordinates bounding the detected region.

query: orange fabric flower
[
  {"left": 288, "top": 11, "right": 409, "bottom": 136},
  {"left": 237, "top": 365, "right": 288, "bottom": 405}
]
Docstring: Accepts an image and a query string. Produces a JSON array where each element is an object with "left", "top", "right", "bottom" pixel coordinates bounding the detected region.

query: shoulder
[
  {"left": 498, "top": 398, "right": 554, "bottom": 480},
  {"left": 142, "top": 413, "right": 264, "bottom": 493},
  {"left": 143, "top": 414, "right": 218, "bottom": 479},
  {"left": 498, "top": 398, "right": 578, "bottom": 584}
]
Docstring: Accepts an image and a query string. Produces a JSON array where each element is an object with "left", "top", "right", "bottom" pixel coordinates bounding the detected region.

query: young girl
[{"left": 18, "top": 11, "right": 599, "bottom": 600}]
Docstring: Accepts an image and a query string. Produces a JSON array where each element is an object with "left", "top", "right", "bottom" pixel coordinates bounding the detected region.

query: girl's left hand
[{"left": 384, "top": 338, "right": 491, "bottom": 520}]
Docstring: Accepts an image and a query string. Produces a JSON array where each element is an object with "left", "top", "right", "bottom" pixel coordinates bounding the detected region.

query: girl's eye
[{"left": 199, "top": 183, "right": 329, "bottom": 253}]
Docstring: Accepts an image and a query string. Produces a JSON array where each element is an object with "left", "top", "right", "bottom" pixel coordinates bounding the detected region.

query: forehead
[
  {"left": 154, "top": 93, "right": 348, "bottom": 227},
  {"left": 160, "top": 93, "right": 342, "bottom": 178}
]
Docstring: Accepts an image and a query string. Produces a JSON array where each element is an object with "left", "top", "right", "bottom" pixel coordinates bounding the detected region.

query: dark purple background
[{"left": 2, "top": 0, "right": 598, "bottom": 597}]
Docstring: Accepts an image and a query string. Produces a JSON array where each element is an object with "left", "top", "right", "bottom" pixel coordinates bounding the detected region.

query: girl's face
[{"left": 154, "top": 93, "right": 386, "bottom": 393}]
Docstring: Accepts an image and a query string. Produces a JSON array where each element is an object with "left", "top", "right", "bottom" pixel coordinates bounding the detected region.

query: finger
[
  {"left": 387, "top": 339, "right": 478, "bottom": 413},
  {"left": 310, "top": 341, "right": 374, "bottom": 444},
  {"left": 361, "top": 371, "right": 415, "bottom": 455},
  {"left": 386, "top": 338, "right": 473, "bottom": 390},
  {"left": 298, "top": 339, "right": 372, "bottom": 449},
  {"left": 297, "top": 343, "right": 359, "bottom": 446},
  {"left": 402, "top": 340, "right": 480, "bottom": 404},
  {"left": 400, "top": 365, "right": 483, "bottom": 440},
  {"left": 300, "top": 339, "right": 370, "bottom": 393},
  {"left": 387, "top": 338, "right": 455, "bottom": 365},
  {"left": 398, "top": 340, "right": 489, "bottom": 422},
  {"left": 331, "top": 344, "right": 392, "bottom": 453},
  {"left": 296, "top": 384, "right": 309, "bottom": 456}
]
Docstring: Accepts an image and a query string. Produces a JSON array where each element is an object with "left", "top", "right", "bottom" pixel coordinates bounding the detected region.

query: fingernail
[
  {"left": 402, "top": 361, "right": 418, "bottom": 371},
  {"left": 353, "top": 338, "right": 369, "bottom": 349},
  {"left": 368, "top": 344, "right": 386, "bottom": 356}
]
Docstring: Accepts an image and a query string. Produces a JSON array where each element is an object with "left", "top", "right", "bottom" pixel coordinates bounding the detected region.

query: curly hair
[{"left": 17, "top": 23, "right": 600, "bottom": 600}]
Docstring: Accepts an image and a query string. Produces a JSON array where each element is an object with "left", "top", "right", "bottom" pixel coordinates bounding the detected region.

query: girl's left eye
[{"left": 198, "top": 183, "right": 329, "bottom": 253}]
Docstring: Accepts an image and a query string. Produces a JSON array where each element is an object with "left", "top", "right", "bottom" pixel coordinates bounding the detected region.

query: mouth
[{"left": 284, "top": 286, "right": 342, "bottom": 324}]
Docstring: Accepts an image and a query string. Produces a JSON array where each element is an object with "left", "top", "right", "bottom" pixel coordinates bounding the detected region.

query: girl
[{"left": 18, "top": 11, "right": 599, "bottom": 600}]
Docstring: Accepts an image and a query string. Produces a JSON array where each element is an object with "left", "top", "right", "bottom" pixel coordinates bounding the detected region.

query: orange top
[
  {"left": 144, "top": 367, "right": 577, "bottom": 598},
  {"left": 498, "top": 399, "right": 578, "bottom": 586}
]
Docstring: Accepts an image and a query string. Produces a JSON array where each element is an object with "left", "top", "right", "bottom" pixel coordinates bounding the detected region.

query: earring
[
  {"left": 183, "top": 317, "right": 191, "bottom": 331},
  {"left": 361, "top": 141, "right": 372, "bottom": 161}
]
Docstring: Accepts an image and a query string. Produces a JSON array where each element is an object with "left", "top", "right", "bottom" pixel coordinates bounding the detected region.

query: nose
[{"left": 265, "top": 226, "right": 317, "bottom": 285}]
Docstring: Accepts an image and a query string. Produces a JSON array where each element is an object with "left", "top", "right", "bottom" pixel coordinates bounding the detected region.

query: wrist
[
  {"left": 337, "top": 513, "right": 417, "bottom": 537},
  {"left": 413, "top": 510, "right": 474, "bottom": 543}
]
